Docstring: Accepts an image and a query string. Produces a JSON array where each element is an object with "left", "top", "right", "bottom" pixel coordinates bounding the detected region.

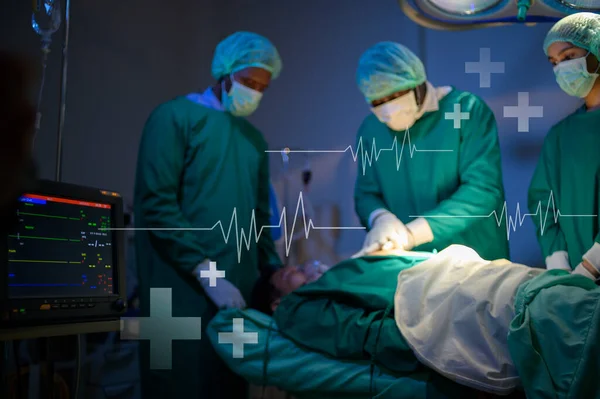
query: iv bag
[{"left": 32, "top": 0, "right": 62, "bottom": 46}]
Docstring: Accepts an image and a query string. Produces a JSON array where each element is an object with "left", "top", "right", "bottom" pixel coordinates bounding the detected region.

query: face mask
[
  {"left": 222, "top": 75, "right": 263, "bottom": 117},
  {"left": 553, "top": 53, "right": 600, "bottom": 98},
  {"left": 371, "top": 91, "right": 420, "bottom": 131}
]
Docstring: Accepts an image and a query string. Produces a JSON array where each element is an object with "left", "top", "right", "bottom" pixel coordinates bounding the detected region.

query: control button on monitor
[{"left": 40, "top": 304, "right": 51, "bottom": 310}]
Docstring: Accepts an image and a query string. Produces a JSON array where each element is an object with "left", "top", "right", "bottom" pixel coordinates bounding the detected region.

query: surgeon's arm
[
  {"left": 135, "top": 103, "right": 207, "bottom": 274},
  {"left": 406, "top": 96, "right": 505, "bottom": 247},
  {"left": 256, "top": 150, "right": 282, "bottom": 274},
  {"left": 527, "top": 129, "right": 570, "bottom": 270},
  {"left": 354, "top": 121, "right": 388, "bottom": 228},
  {"left": 576, "top": 194, "right": 600, "bottom": 278},
  {"left": 572, "top": 236, "right": 600, "bottom": 280}
]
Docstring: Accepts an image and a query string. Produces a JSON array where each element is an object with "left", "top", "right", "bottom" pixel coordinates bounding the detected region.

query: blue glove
[{"left": 195, "top": 260, "right": 246, "bottom": 309}]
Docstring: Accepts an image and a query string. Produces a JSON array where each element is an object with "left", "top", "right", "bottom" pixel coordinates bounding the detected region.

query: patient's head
[
  {"left": 272, "top": 265, "right": 309, "bottom": 295},
  {"left": 251, "top": 266, "right": 310, "bottom": 315}
]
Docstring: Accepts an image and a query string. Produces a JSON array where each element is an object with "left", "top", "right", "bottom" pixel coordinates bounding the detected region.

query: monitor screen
[{"left": 7, "top": 193, "right": 114, "bottom": 299}]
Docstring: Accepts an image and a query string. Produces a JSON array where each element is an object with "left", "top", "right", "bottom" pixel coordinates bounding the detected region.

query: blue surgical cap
[
  {"left": 356, "top": 42, "right": 427, "bottom": 103},
  {"left": 211, "top": 31, "right": 282, "bottom": 81},
  {"left": 543, "top": 12, "right": 600, "bottom": 59}
]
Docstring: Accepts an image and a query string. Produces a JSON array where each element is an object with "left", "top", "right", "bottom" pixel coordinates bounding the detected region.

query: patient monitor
[{"left": 0, "top": 180, "right": 127, "bottom": 339}]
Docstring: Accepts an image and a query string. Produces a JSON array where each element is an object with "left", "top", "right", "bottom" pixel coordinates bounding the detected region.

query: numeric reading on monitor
[{"left": 7, "top": 194, "right": 114, "bottom": 298}]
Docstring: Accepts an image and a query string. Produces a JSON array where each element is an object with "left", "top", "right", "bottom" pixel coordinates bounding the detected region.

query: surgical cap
[
  {"left": 543, "top": 12, "right": 600, "bottom": 59},
  {"left": 211, "top": 31, "right": 282, "bottom": 81},
  {"left": 356, "top": 42, "right": 427, "bottom": 103}
]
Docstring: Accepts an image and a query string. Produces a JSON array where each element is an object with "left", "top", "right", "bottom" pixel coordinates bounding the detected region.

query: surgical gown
[
  {"left": 133, "top": 96, "right": 281, "bottom": 398},
  {"left": 528, "top": 107, "right": 600, "bottom": 269},
  {"left": 354, "top": 89, "right": 509, "bottom": 260}
]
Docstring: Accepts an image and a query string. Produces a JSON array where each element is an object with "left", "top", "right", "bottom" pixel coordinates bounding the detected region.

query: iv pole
[{"left": 55, "top": 0, "right": 70, "bottom": 182}]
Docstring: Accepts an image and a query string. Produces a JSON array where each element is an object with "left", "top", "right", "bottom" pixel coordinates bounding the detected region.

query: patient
[
  {"left": 251, "top": 261, "right": 332, "bottom": 315},
  {"left": 252, "top": 249, "right": 410, "bottom": 315},
  {"left": 263, "top": 246, "right": 599, "bottom": 399}
]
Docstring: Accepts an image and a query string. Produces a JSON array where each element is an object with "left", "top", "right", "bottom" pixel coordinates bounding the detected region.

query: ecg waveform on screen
[
  {"left": 266, "top": 130, "right": 454, "bottom": 175},
  {"left": 7, "top": 205, "right": 114, "bottom": 293},
  {"left": 116, "top": 192, "right": 364, "bottom": 262},
  {"left": 411, "top": 191, "right": 597, "bottom": 240}
]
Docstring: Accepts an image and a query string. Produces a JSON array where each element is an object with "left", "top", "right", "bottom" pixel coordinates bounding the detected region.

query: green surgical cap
[
  {"left": 356, "top": 42, "right": 427, "bottom": 103},
  {"left": 543, "top": 12, "right": 600, "bottom": 59},
  {"left": 211, "top": 31, "right": 282, "bottom": 80}
]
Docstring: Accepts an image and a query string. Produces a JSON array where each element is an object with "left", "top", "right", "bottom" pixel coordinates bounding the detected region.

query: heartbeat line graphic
[
  {"left": 410, "top": 191, "right": 596, "bottom": 240},
  {"left": 266, "top": 130, "right": 453, "bottom": 175},
  {"left": 106, "top": 192, "right": 364, "bottom": 262}
]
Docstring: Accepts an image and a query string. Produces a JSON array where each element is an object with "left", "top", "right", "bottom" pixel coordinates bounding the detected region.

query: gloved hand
[
  {"left": 572, "top": 245, "right": 600, "bottom": 281},
  {"left": 195, "top": 260, "right": 246, "bottom": 309},
  {"left": 363, "top": 211, "right": 414, "bottom": 251},
  {"left": 545, "top": 251, "right": 571, "bottom": 271},
  {"left": 572, "top": 261, "right": 597, "bottom": 281}
]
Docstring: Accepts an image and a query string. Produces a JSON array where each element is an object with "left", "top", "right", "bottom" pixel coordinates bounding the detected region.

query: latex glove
[
  {"left": 545, "top": 251, "right": 571, "bottom": 271},
  {"left": 363, "top": 211, "right": 414, "bottom": 251},
  {"left": 195, "top": 260, "right": 246, "bottom": 309},
  {"left": 572, "top": 262, "right": 597, "bottom": 281},
  {"left": 572, "top": 243, "right": 600, "bottom": 281}
]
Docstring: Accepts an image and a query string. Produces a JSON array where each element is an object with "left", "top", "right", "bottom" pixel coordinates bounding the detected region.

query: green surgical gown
[
  {"left": 528, "top": 107, "right": 600, "bottom": 269},
  {"left": 354, "top": 89, "right": 509, "bottom": 261},
  {"left": 133, "top": 96, "right": 281, "bottom": 398}
]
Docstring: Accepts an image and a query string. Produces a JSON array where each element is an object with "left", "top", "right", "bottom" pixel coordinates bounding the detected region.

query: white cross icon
[
  {"left": 465, "top": 48, "right": 505, "bottom": 88},
  {"left": 218, "top": 318, "right": 259, "bottom": 359},
  {"left": 503, "top": 92, "right": 544, "bottom": 133},
  {"left": 200, "top": 261, "right": 225, "bottom": 287},
  {"left": 120, "top": 288, "right": 202, "bottom": 370},
  {"left": 445, "top": 104, "right": 470, "bottom": 129}
]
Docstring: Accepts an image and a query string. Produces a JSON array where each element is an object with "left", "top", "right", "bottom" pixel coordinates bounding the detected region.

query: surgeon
[
  {"left": 354, "top": 42, "right": 509, "bottom": 260},
  {"left": 528, "top": 12, "right": 600, "bottom": 281},
  {"left": 134, "top": 31, "right": 283, "bottom": 398}
]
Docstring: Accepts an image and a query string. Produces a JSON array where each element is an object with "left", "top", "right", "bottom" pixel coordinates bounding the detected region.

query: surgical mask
[
  {"left": 553, "top": 53, "right": 600, "bottom": 98},
  {"left": 371, "top": 91, "right": 420, "bottom": 131},
  {"left": 222, "top": 74, "right": 263, "bottom": 117}
]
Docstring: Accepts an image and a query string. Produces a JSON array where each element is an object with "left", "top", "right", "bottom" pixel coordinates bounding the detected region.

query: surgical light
[
  {"left": 399, "top": 0, "right": 600, "bottom": 30},
  {"left": 428, "top": 0, "right": 504, "bottom": 15},
  {"left": 556, "top": 0, "right": 600, "bottom": 10}
]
